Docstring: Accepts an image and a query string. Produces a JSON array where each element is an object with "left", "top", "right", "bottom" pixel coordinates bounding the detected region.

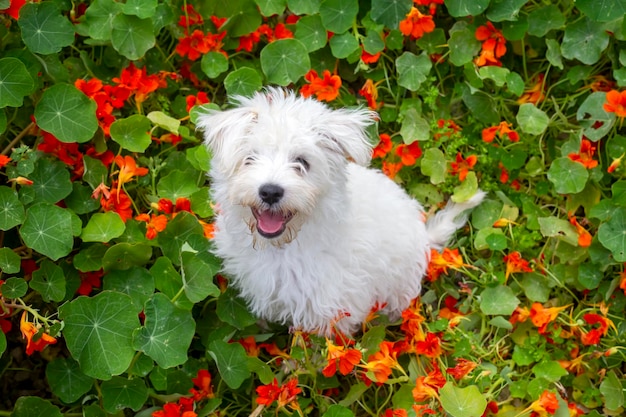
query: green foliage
[{"left": 0, "top": 1, "right": 625, "bottom": 416}]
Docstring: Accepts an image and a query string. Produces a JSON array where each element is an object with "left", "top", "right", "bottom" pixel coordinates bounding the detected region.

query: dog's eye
[
  {"left": 294, "top": 157, "right": 310, "bottom": 172},
  {"left": 244, "top": 156, "right": 257, "bottom": 166}
]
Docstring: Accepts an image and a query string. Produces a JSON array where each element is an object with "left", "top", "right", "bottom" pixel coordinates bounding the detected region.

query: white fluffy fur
[{"left": 198, "top": 88, "right": 485, "bottom": 336}]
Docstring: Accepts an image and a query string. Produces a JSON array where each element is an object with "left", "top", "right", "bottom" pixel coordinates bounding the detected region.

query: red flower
[
  {"left": 569, "top": 216, "right": 592, "bottom": 247},
  {"left": 189, "top": 369, "right": 214, "bottom": 401},
  {"left": 0, "top": 154, "right": 10, "bottom": 168},
  {"left": 530, "top": 391, "right": 559, "bottom": 416},
  {"left": 0, "top": 0, "right": 26, "bottom": 19},
  {"left": 363, "top": 341, "right": 401, "bottom": 383},
  {"left": 20, "top": 312, "right": 57, "bottom": 356},
  {"left": 412, "top": 364, "right": 446, "bottom": 402},
  {"left": 178, "top": 4, "right": 203, "bottom": 29},
  {"left": 361, "top": 47, "right": 381, "bottom": 64},
  {"left": 482, "top": 121, "right": 519, "bottom": 143},
  {"left": 580, "top": 313, "right": 614, "bottom": 346},
  {"left": 359, "top": 79, "right": 381, "bottom": 110},
  {"left": 300, "top": 69, "right": 342, "bottom": 102},
  {"left": 447, "top": 358, "right": 478, "bottom": 380},
  {"left": 186, "top": 92, "right": 210, "bottom": 113},
  {"left": 603, "top": 89, "right": 626, "bottom": 119},
  {"left": 503, "top": 251, "right": 532, "bottom": 280},
  {"left": 382, "top": 161, "right": 403, "bottom": 180},
  {"left": 475, "top": 22, "right": 506, "bottom": 67},
  {"left": 568, "top": 139, "right": 598, "bottom": 169},
  {"left": 322, "top": 338, "right": 362, "bottom": 377},
  {"left": 414, "top": 332, "right": 442, "bottom": 358},
  {"left": 529, "top": 303, "right": 568, "bottom": 335},
  {"left": 373, "top": 133, "right": 393, "bottom": 159},
  {"left": 101, "top": 187, "right": 133, "bottom": 222},
  {"left": 256, "top": 378, "right": 301, "bottom": 408},
  {"left": 113, "top": 63, "right": 168, "bottom": 104},
  {"left": 426, "top": 248, "right": 467, "bottom": 282},
  {"left": 399, "top": 7, "right": 435, "bottom": 40},
  {"left": 396, "top": 141, "right": 422, "bottom": 166},
  {"left": 449, "top": 153, "right": 477, "bottom": 181},
  {"left": 136, "top": 213, "right": 168, "bottom": 240},
  {"left": 77, "top": 270, "right": 103, "bottom": 296},
  {"left": 176, "top": 29, "right": 227, "bottom": 61}
]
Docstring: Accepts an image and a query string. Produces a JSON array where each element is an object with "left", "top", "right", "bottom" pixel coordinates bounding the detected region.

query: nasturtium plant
[{"left": 0, "top": 1, "right": 625, "bottom": 416}]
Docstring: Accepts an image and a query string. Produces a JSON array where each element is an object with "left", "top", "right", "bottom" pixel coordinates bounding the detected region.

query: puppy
[{"left": 198, "top": 88, "right": 484, "bottom": 336}]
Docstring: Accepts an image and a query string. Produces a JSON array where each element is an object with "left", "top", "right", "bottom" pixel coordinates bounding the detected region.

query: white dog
[{"left": 198, "top": 88, "right": 484, "bottom": 336}]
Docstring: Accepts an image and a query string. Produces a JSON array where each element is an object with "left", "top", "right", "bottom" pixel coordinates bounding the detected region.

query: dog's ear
[
  {"left": 196, "top": 105, "right": 257, "bottom": 163},
  {"left": 316, "top": 108, "right": 377, "bottom": 166}
]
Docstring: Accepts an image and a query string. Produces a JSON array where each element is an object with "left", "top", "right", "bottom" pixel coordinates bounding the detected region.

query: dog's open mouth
[{"left": 252, "top": 208, "right": 294, "bottom": 238}]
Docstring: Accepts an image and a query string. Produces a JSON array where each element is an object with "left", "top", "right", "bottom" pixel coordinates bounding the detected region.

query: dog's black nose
[{"left": 258, "top": 184, "right": 284, "bottom": 205}]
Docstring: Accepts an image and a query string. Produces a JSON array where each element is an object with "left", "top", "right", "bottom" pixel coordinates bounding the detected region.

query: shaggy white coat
[{"left": 198, "top": 88, "right": 484, "bottom": 336}]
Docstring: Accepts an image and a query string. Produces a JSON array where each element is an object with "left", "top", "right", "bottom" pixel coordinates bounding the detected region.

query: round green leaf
[
  {"left": 121, "top": 0, "right": 157, "bottom": 19},
  {"left": 35, "top": 84, "right": 98, "bottom": 143},
  {"left": 103, "top": 267, "right": 155, "bottom": 312},
  {"left": 65, "top": 183, "right": 101, "bottom": 215},
  {"left": 102, "top": 242, "right": 153, "bottom": 271},
  {"left": 421, "top": 148, "right": 447, "bottom": 184},
  {"left": 396, "top": 52, "right": 432, "bottom": 91},
  {"left": 18, "top": 2, "right": 75, "bottom": 55},
  {"left": 201, "top": 52, "right": 229, "bottom": 79},
  {"left": 59, "top": 291, "right": 140, "bottom": 380},
  {"left": 538, "top": 216, "right": 579, "bottom": 246},
  {"left": 288, "top": 0, "right": 320, "bottom": 14},
  {"left": 319, "top": 0, "right": 358, "bottom": 33},
  {"left": 561, "top": 17, "right": 610, "bottom": 65},
  {"left": 0, "top": 186, "right": 25, "bottom": 231},
  {"left": 157, "top": 212, "right": 204, "bottom": 264},
  {"left": 600, "top": 370, "right": 625, "bottom": 411},
  {"left": 30, "top": 260, "right": 66, "bottom": 302},
  {"left": 547, "top": 157, "right": 589, "bottom": 195},
  {"left": 448, "top": 25, "right": 481, "bottom": 67},
  {"left": 216, "top": 287, "right": 257, "bottom": 329},
  {"left": 0, "top": 247, "right": 20, "bottom": 274},
  {"left": 46, "top": 358, "right": 94, "bottom": 404},
  {"left": 109, "top": 114, "right": 152, "bottom": 152},
  {"left": 0, "top": 58, "right": 34, "bottom": 109},
  {"left": 101, "top": 376, "right": 149, "bottom": 413},
  {"left": 157, "top": 170, "right": 202, "bottom": 201},
  {"left": 84, "top": 0, "right": 122, "bottom": 41},
  {"left": 532, "top": 360, "right": 568, "bottom": 382},
  {"left": 81, "top": 212, "right": 126, "bottom": 243},
  {"left": 486, "top": 0, "right": 527, "bottom": 22},
  {"left": 363, "top": 30, "right": 385, "bottom": 55},
  {"left": 322, "top": 405, "right": 354, "bottom": 417},
  {"left": 400, "top": 108, "right": 429, "bottom": 142},
  {"left": 527, "top": 5, "right": 566, "bottom": 37},
  {"left": 260, "top": 39, "right": 311, "bottom": 86},
  {"left": 479, "top": 285, "right": 520, "bottom": 316},
  {"left": 111, "top": 14, "right": 156, "bottom": 60},
  {"left": 150, "top": 257, "right": 193, "bottom": 310},
  {"left": 1, "top": 277, "right": 28, "bottom": 298},
  {"left": 370, "top": 0, "right": 412, "bottom": 28},
  {"left": 224, "top": 67, "right": 263, "bottom": 98},
  {"left": 73, "top": 243, "right": 108, "bottom": 272},
  {"left": 295, "top": 15, "right": 327, "bottom": 52},
  {"left": 12, "top": 397, "right": 63, "bottom": 417},
  {"left": 256, "top": 0, "right": 287, "bottom": 16},
  {"left": 216, "top": 0, "right": 262, "bottom": 37},
  {"left": 598, "top": 207, "right": 626, "bottom": 262},
  {"left": 576, "top": 0, "right": 626, "bottom": 22},
  {"left": 446, "top": 0, "right": 490, "bottom": 17},
  {"left": 577, "top": 92, "right": 615, "bottom": 141},
  {"left": 20, "top": 203, "right": 73, "bottom": 261},
  {"left": 132, "top": 293, "right": 195, "bottom": 368},
  {"left": 147, "top": 111, "right": 180, "bottom": 134},
  {"left": 329, "top": 31, "right": 360, "bottom": 59},
  {"left": 439, "top": 382, "right": 487, "bottom": 417},
  {"left": 181, "top": 252, "right": 221, "bottom": 303},
  {"left": 461, "top": 86, "right": 499, "bottom": 124},
  {"left": 474, "top": 228, "right": 505, "bottom": 251},
  {"left": 28, "top": 159, "right": 73, "bottom": 204},
  {"left": 208, "top": 339, "right": 251, "bottom": 389},
  {"left": 516, "top": 103, "right": 549, "bottom": 136}
]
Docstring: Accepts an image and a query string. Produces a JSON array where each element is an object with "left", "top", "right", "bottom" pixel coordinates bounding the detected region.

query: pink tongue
[{"left": 257, "top": 210, "right": 285, "bottom": 234}]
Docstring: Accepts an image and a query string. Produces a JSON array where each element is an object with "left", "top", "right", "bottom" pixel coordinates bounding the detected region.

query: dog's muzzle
[{"left": 252, "top": 208, "right": 294, "bottom": 238}]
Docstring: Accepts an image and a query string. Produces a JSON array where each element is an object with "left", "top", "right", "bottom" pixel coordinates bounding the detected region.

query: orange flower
[
  {"left": 529, "top": 391, "right": 559, "bottom": 416},
  {"left": 176, "top": 29, "right": 227, "bottom": 61},
  {"left": 396, "top": 141, "right": 422, "bottom": 166},
  {"left": 322, "top": 338, "right": 363, "bottom": 377},
  {"left": 256, "top": 378, "right": 282, "bottom": 406},
  {"left": 446, "top": 358, "right": 478, "bottom": 380},
  {"left": 587, "top": 75, "right": 615, "bottom": 92},
  {"left": 603, "top": 89, "right": 626, "bottom": 119},
  {"left": 568, "top": 139, "right": 598, "bottom": 169},
  {"left": 414, "top": 332, "right": 442, "bottom": 358},
  {"left": 438, "top": 295, "right": 465, "bottom": 326},
  {"left": 198, "top": 220, "right": 215, "bottom": 239},
  {"left": 433, "top": 119, "right": 461, "bottom": 140},
  {"left": 300, "top": 69, "right": 342, "bottom": 102},
  {"left": 401, "top": 298, "right": 426, "bottom": 342},
  {"left": 101, "top": 187, "right": 133, "bottom": 222},
  {"left": 412, "top": 364, "right": 446, "bottom": 402},
  {"left": 414, "top": 0, "right": 444, "bottom": 15},
  {"left": 449, "top": 153, "right": 477, "bottom": 181},
  {"left": 136, "top": 213, "right": 168, "bottom": 240},
  {"left": 373, "top": 133, "right": 393, "bottom": 158},
  {"left": 363, "top": 341, "right": 401, "bottom": 383},
  {"left": 529, "top": 303, "right": 569, "bottom": 334},
  {"left": 20, "top": 312, "right": 57, "bottom": 355},
  {"left": 382, "top": 161, "right": 403, "bottom": 180},
  {"left": 503, "top": 251, "right": 532, "bottom": 280},
  {"left": 509, "top": 305, "right": 530, "bottom": 326},
  {"left": 475, "top": 22, "right": 506, "bottom": 67},
  {"left": 517, "top": 74, "right": 545, "bottom": 104},
  {"left": 620, "top": 269, "right": 626, "bottom": 296},
  {"left": 580, "top": 313, "right": 614, "bottom": 346},
  {"left": 178, "top": 4, "right": 204, "bottom": 28},
  {"left": 186, "top": 92, "right": 210, "bottom": 112},
  {"left": 359, "top": 79, "right": 381, "bottom": 110},
  {"left": 361, "top": 48, "right": 381, "bottom": 64},
  {"left": 568, "top": 217, "right": 592, "bottom": 247},
  {"left": 189, "top": 369, "right": 214, "bottom": 401},
  {"left": 426, "top": 248, "right": 467, "bottom": 282},
  {"left": 113, "top": 63, "right": 167, "bottom": 104},
  {"left": 482, "top": 121, "right": 519, "bottom": 143},
  {"left": 0, "top": 154, "right": 11, "bottom": 168},
  {"left": 113, "top": 155, "right": 149, "bottom": 195},
  {"left": 399, "top": 7, "right": 435, "bottom": 40}
]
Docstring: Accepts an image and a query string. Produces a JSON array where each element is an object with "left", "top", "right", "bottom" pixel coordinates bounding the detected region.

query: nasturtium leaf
[
  {"left": 11, "top": 397, "right": 63, "bottom": 417},
  {"left": 478, "top": 66, "right": 510, "bottom": 87},
  {"left": 516, "top": 103, "right": 549, "bottom": 135},
  {"left": 445, "top": 0, "right": 490, "bottom": 17},
  {"left": 158, "top": 212, "right": 203, "bottom": 264},
  {"left": 577, "top": 92, "right": 615, "bottom": 141},
  {"left": 216, "top": 0, "right": 262, "bottom": 37},
  {"left": 59, "top": 291, "right": 140, "bottom": 380},
  {"left": 20, "top": 203, "right": 73, "bottom": 261},
  {"left": 102, "top": 242, "right": 153, "bottom": 271},
  {"left": 133, "top": 293, "right": 195, "bottom": 368},
  {"left": 18, "top": 2, "right": 75, "bottom": 55},
  {"left": 537, "top": 216, "right": 579, "bottom": 246},
  {"left": 224, "top": 67, "right": 263, "bottom": 98},
  {"left": 0, "top": 186, "right": 24, "bottom": 230},
  {"left": 84, "top": 0, "right": 122, "bottom": 41},
  {"left": 474, "top": 228, "right": 505, "bottom": 251},
  {"left": 0, "top": 331, "right": 5, "bottom": 356},
  {"left": 480, "top": 285, "right": 520, "bottom": 316},
  {"left": 288, "top": 0, "right": 320, "bottom": 14},
  {"left": 181, "top": 252, "right": 221, "bottom": 303},
  {"left": 128, "top": 353, "right": 154, "bottom": 378},
  {"left": 322, "top": 405, "right": 354, "bottom": 417},
  {"left": 27, "top": 159, "right": 72, "bottom": 204},
  {"left": 104, "top": 267, "right": 155, "bottom": 312},
  {"left": 0, "top": 58, "right": 34, "bottom": 108},
  {"left": 208, "top": 339, "right": 251, "bottom": 389},
  {"left": 576, "top": 0, "right": 626, "bottom": 22},
  {"left": 1, "top": 277, "right": 28, "bottom": 298},
  {"left": 73, "top": 243, "right": 108, "bottom": 272},
  {"left": 416, "top": 28, "right": 446, "bottom": 54},
  {"left": 319, "top": 0, "right": 358, "bottom": 33},
  {"left": 30, "top": 260, "right": 66, "bottom": 302},
  {"left": 600, "top": 370, "right": 624, "bottom": 411},
  {"left": 121, "top": 0, "right": 157, "bottom": 19},
  {"left": 46, "top": 358, "right": 94, "bottom": 404},
  {"left": 295, "top": 15, "right": 327, "bottom": 52},
  {"left": 400, "top": 108, "right": 429, "bottom": 143},
  {"left": 147, "top": 111, "right": 180, "bottom": 135},
  {"left": 186, "top": 146, "right": 211, "bottom": 172},
  {"left": 110, "top": 114, "right": 152, "bottom": 152},
  {"left": 527, "top": 5, "right": 565, "bottom": 37},
  {"left": 65, "top": 183, "right": 101, "bottom": 215},
  {"left": 81, "top": 212, "right": 126, "bottom": 243},
  {"left": 201, "top": 52, "right": 229, "bottom": 79},
  {"left": 462, "top": 87, "right": 499, "bottom": 124},
  {"left": 111, "top": 14, "right": 155, "bottom": 61},
  {"left": 486, "top": 0, "right": 527, "bottom": 22},
  {"left": 157, "top": 170, "right": 202, "bottom": 201},
  {"left": 82, "top": 155, "right": 109, "bottom": 189},
  {"left": 34, "top": 84, "right": 98, "bottom": 143},
  {"left": 545, "top": 38, "right": 563, "bottom": 70},
  {"left": 216, "top": 287, "right": 257, "bottom": 329},
  {"left": 396, "top": 52, "right": 432, "bottom": 91},
  {"left": 577, "top": 263, "right": 604, "bottom": 290},
  {"left": 260, "top": 39, "right": 310, "bottom": 86},
  {"left": 532, "top": 360, "right": 568, "bottom": 382},
  {"left": 598, "top": 207, "right": 626, "bottom": 262},
  {"left": 101, "top": 376, "right": 149, "bottom": 413},
  {"left": 452, "top": 172, "right": 480, "bottom": 203},
  {"left": 370, "top": 0, "right": 412, "bottom": 28},
  {"left": 256, "top": 0, "right": 287, "bottom": 16},
  {"left": 448, "top": 25, "right": 481, "bottom": 67},
  {"left": 150, "top": 257, "right": 193, "bottom": 310},
  {"left": 0, "top": 247, "right": 20, "bottom": 274},
  {"left": 439, "top": 382, "right": 487, "bottom": 417},
  {"left": 547, "top": 157, "right": 589, "bottom": 195},
  {"left": 561, "top": 17, "right": 610, "bottom": 65},
  {"left": 421, "top": 148, "right": 447, "bottom": 184},
  {"left": 329, "top": 32, "right": 360, "bottom": 59}
]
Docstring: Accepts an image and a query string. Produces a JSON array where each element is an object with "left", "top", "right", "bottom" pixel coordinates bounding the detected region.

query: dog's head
[{"left": 197, "top": 87, "right": 376, "bottom": 245}]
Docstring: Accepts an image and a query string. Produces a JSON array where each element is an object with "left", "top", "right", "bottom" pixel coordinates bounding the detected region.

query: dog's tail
[{"left": 426, "top": 191, "right": 486, "bottom": 251}]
